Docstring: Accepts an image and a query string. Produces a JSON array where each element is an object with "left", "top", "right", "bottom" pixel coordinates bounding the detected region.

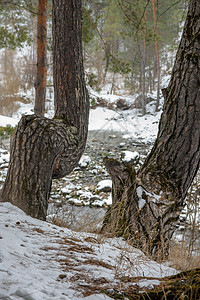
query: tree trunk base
[{"left": 102, "top": 158, "right": 184, "bottom": 260}]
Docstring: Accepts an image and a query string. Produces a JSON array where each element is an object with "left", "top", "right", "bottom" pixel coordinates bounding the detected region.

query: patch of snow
[
  {"left": 97, "top": 180, "right": 112, "bottom": 192},
  {"left": 84, "top": 295, "right": 112, "bottom": 300},
  {"left": 105, "top": 193, "right": 112, "bottom": 206},
  {"left": 0, "top": 202, "right": 177, "bottom": 299},
  {"left": 0, "top": 149, "right": 10, "bottom": 164},
  {"left": 121, "top": 150, "right": 139, "bottom": 162},
  {"left": 61, "top": 183, "right": 76, "bottom": 194},
  {"left": 68, "top": 198, "right": 83, "bottom": 205},
  {"left": 137, "top": 186, "right": 146, "bottom": 209},
  {"left": 0, "top": 115, "right": 18, "bottom": 127},
  {"left": 138, "top": 279, "right": 161, "bottom": 289},
  {"left": 12, "top": 103, "right": 34, "bottom": 119},
  {"left": 78, "top": 155, "right": 91, "bottom": 168},
  {"left": 136, "top": 186, "right": 162, "bottom": 208}
]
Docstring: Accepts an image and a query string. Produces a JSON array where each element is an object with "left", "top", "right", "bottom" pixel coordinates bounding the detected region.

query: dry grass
[
  {"left": 167, "top": 177, "right": 200, "bottom": 272},
  {"left": 48, "top": 206, "right": 105, "bottom": 234},
  {"left": 82, "top": 258, "right": 114, "bottom": 270},
  {"left": 168, "top": 241, "right": 200, "bottom": 272}
]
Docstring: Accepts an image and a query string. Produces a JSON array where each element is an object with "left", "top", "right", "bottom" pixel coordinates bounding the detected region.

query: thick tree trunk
[
  {"left": 52, "top": 0, "right": 89, "bottom": 179},
  {"left": 1, "top": 115, "right": 78, "bottom": 220},
  {"left": 1, "top": 0, "right": 89, "bottom": 220},
  {"left": 34, "top": 0, "right": 47, "bottom": 116},
  {"left": 102, "top": 0, "right": 200, "bottom": 258}
]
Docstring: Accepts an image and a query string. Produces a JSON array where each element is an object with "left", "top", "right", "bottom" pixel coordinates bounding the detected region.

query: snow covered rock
[
  {"left": 78, "top": 155, "right": 91, "bottom": 168},
  {"left": 97, "top": 179, "right": 112, "bottom": 193},
  {"left": 121, "top": 150, "right": 140, "bottom": 164}
]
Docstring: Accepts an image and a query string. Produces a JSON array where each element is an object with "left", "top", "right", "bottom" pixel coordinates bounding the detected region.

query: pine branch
[{"left": 0, "top": 0, "right": 37, "bottom": 15}]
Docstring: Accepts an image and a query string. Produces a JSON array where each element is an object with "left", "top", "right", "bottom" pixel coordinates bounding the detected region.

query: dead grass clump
[
  {"left": 84, "top": 236, "right": 100, "bottom": 244},
  {"left": 83, "top": 258, "right": 114, "bottom": 270},
  {"left": 32, "top": 227, "right": 45, "bottom": 234},
  {"left": 48, "top": 208, "right": 104, "bottom": 234},
  {"left": 49, "top": 215, "right": 69, "bottom": 228},
  {"left": 168, "top": 241, "right": 200, "bottom": 271},
  {"left": 67, "top": 245, "right": 94, "bottom": 254}
]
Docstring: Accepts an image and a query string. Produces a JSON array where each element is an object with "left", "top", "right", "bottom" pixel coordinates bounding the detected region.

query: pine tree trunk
[
  {"left": 141, "top": 40, "right": 146, "bottom": 115},
  {"left": 152, "top": 0, "right": 160, "bottom": 111},
  {"left": 34, "top": 0, "right": 47, "bottom": 117},
  {"left": 1, "top": 0, "right": 89, "bottom": 220},
  {"left": 102, "top": 0, "right": 200, "bottom": 258}
]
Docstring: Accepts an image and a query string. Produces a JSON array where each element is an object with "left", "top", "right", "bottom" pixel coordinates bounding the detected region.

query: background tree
[
  {"left": 82, "top": 0, "right": 186, "bottom": 104},
  {"left": 34, "top": 0, "right": 47, "bottom": 116},
  {"left": 102, "top": 0, "right": 200, "bottom": 259},
  {"left": 0, "top": 0, "right": 37, "bottom": 115},
  {"left": 152, "top": 0, "right": 160, "bottom": 111},
  {"left": 1, "top": 0, "right": 89, "bottom": 220},
  {"left": 0, "top": 0, "right": 187, "bottom": 115}
]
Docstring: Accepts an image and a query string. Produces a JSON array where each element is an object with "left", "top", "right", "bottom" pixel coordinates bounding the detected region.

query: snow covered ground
[
  {"left": 0, "top": 92, "right": 178, "bottom": 299},
  {"left": 88, "top": 106, "right": 161, "bottom": 144},
  {"left": 4, "top": 87, "right": 200, "bottom": 298},
  {"left": 0, "top": 202, "right": 177, "bottom": 300},
  {"left": 0, "top": 115, "right": 18, "bottom": 128},
  {"left": 2, "top": 91, "right": 162, "bottom": 145}
]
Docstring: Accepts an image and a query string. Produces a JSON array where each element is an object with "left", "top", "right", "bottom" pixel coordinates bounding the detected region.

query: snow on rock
[
  {"left": 121, "top": 150, "right": 139, "bottom": 163},
  {"left": 137, "top": 186, "right": 146, "bottom": 209},
  {"left": 0, "top": 149, "right": 9, "bottom": 164},
  {"left": 0, "top": 202, "right": 177, "bottom": 299},
  {"left": 104, "top": 193, "right": 112, "bottom": 206},
  {"left": 97, "top": 179, "right": 112, "bottom": 193},
  {"left": 78, "top": 155, "right": 91, "bottom": 168},
  {"left": 0, "top": 149, "right": 10, "bottom": 183},
  {"left": 61, "top": 182, "right": 76, "bottom": 194}
]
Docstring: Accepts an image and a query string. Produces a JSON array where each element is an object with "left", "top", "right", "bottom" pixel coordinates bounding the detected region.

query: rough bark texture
[
  {"left": 102, "top": 0, "right": 200, "bottom": 258},
  {"left": 1, "top": 0, "right": 89, "bottom": 220},
  {"left": 52, "top": 0, "right": 89, "bottom": 178},
  {"left": 152, "top": 0, "right": 160, "bottom": 111},
  {"left": 34, "top": 0, "right": 47, "bottom": 117}
]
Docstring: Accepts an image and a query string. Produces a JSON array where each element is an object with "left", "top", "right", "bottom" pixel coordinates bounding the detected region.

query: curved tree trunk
[
  {"left": 102, "top": 0, "right": 200, "bottom": 258},
  {"left": 1, "top": 0, "right": 89, "bottom": 220},
  {"left": 52, "top": 0, "right": 89, "bottom": 179}
]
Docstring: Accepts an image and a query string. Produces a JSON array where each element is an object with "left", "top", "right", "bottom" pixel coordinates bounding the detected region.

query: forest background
[{"left": 0, "top": 0, "right": 188, "bottom": 117}]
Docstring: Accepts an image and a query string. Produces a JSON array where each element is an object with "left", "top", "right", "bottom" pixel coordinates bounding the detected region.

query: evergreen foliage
[
  {"left": 0, "top": 0, "right": 36, "bottom": 49},
  {"left": 83, "top": 0, "right": 188, "bottom": 93},
  {"left": 0, "top": 0, "right": 188, "bottom": 93}
]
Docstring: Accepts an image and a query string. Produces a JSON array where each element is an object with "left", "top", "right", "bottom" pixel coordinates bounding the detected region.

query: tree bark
[
  {"left": 1, "top": 0, "right": 89, "bottom": 220},
  {"left": 102, "top": 0, "right": 200, "bottom": 258},
  {"left": 152, "top": 0, "right": 160, "bottom": 111},
  {"left": 141, "top": 40, "right": 146, "bottom": 115},
  {"left": 34, "top": 0, "right": 47, "bottom": 117},
  {"left": 51, "top": 0, "right": 89, "bottom": 179}
]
